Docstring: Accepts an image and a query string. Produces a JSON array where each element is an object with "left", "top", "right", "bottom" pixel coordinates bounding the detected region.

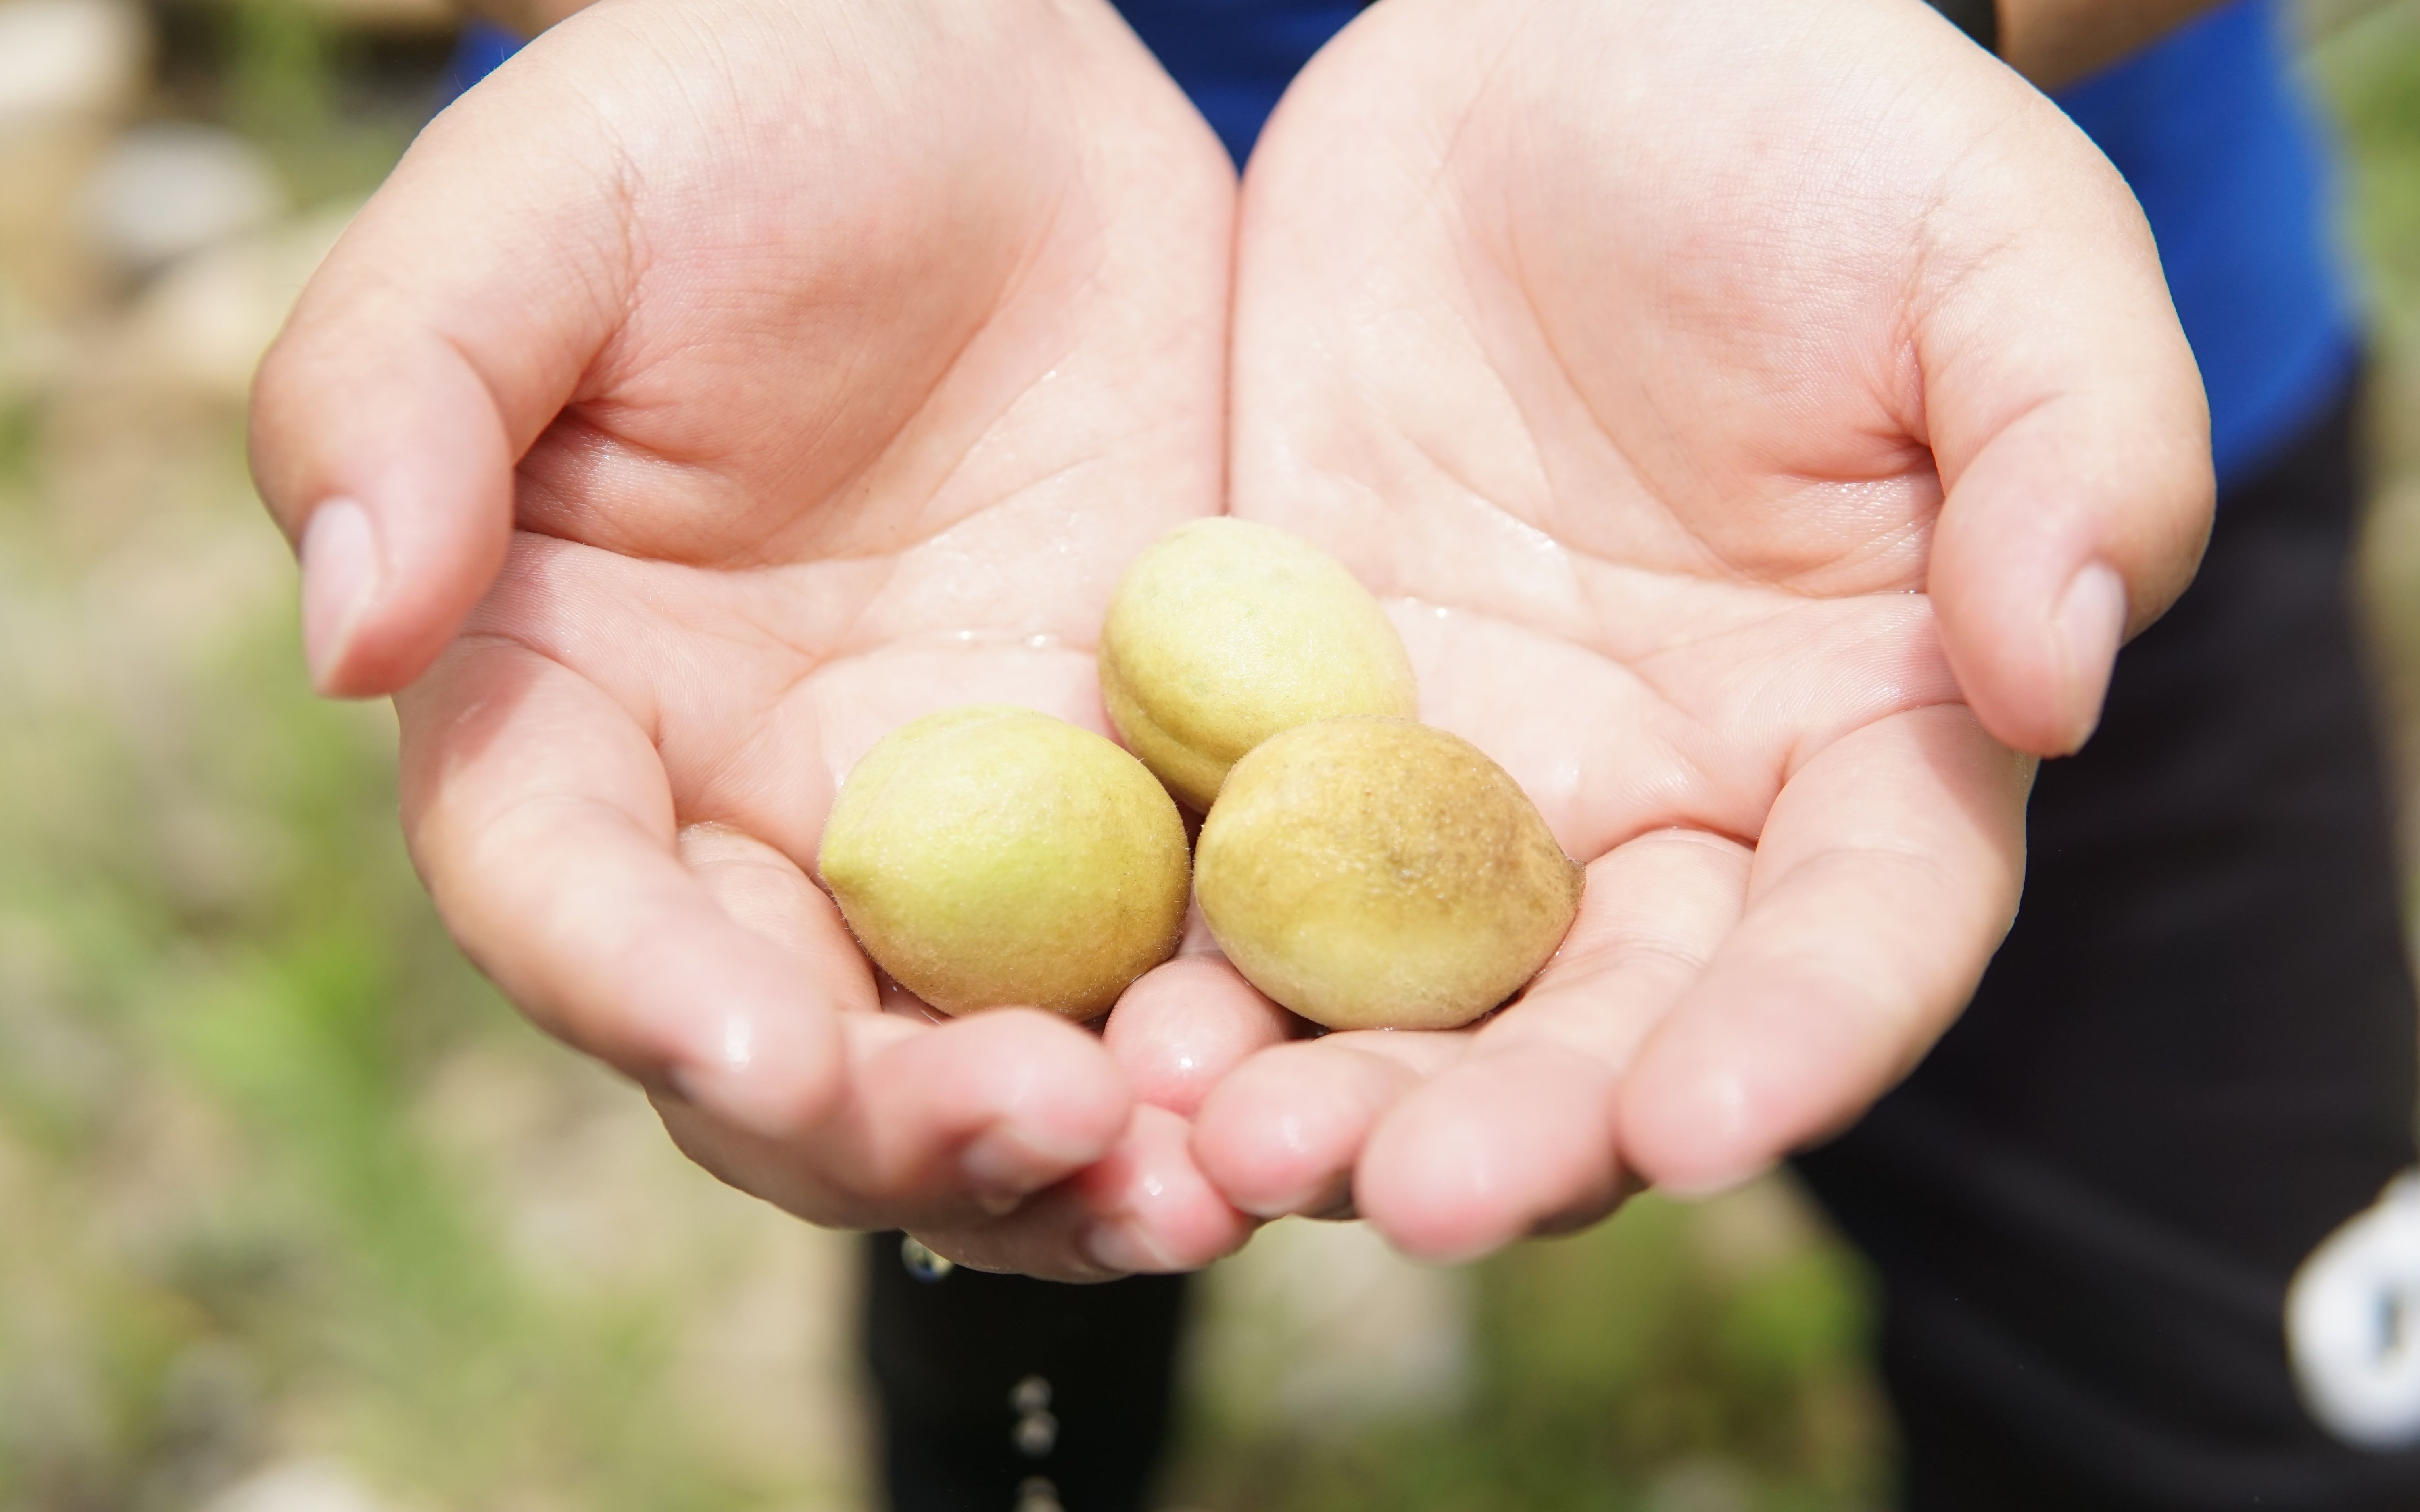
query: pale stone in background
[
  {"left": 1643, "top": 1459, "right": 1758, "bottom": 1512},
  {"left": 1688, "top": 1173, "right": 1828, "bottom": 1285},
  {"left": 81, "top": 122, "right": 288, "bottom": 276},
  {"left": 0, "top": 119, "right": 112, "bottom": 314},
  {"left": 0, "top": 0, "right": 149, "bottom": 125},
  {"left": 0, "top": 0, "right": 148, "bottom": 313},
  {"left": 1187, "top": 1218, "right": 1472, "bottom": 1439},
  {"left": 117, "top": 202, "right": 354, "bottom": 402},
  {"left": 202, "top": 1459, "right": 411, "bottom": 1512}
]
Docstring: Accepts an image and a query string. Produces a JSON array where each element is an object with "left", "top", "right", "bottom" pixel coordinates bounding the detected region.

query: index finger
[
  {"left": 1615, "top": 702, "right": 2032, "bottom": 1194},
  {"left": 399, "top": 633, "right": 849, "bottom": 1135}
]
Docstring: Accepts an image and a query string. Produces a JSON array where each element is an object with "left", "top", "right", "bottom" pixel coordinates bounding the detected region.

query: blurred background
[{"left": 2, "top": 1, "right": 2419, "bottom": 1508}]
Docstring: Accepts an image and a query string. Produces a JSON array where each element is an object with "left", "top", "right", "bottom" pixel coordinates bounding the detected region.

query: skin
[
  {"left": 1174, "top": 0, "right": 2210, "bottom": 1260},
  {"left": 251, "top": 0, "right": 1252, "bottom": 1280},
  {"left": 252, "top": 0, "right": 2215, "bottom": 1275}
]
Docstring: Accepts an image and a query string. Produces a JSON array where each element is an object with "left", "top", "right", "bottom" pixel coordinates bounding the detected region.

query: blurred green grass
[
  {"left": 1168, "top": 1191, "right": 1888, "bottom": 1512},
  {"left": 2316, "top": 0, "right": 2420, "bottom": 885},
  {"left": 0, "top": 429, "right": 834, "bottom": 1507},
  {"left": 2314, "top": 0, "right": 2420, "bottom": 366},
  {"left": 3, "top": 3, "right": 2420, "bottom": 1510},
  {"left": 0, "top": 0, "right": 863, "bottom": 1485}
]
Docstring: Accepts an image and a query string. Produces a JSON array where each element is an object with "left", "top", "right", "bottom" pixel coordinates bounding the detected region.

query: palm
[
  {"left": 1186, "top": 0, "right": 2209, "bottom": 1257},
  {"left": 259, "top": 0, "right": 1249, "bottom": 1275},
  {"left": 256, "top": 0, "right": 2216, "bottom": 1277}
]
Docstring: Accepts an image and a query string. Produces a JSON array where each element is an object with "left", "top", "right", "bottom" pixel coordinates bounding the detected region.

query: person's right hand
[{"left": 248, "top": 0, "right": 1251, "bottom": 1279}]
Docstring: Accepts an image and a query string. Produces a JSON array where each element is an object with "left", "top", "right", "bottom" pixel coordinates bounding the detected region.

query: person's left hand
[{"left": 1152, "top": 0, "right": 2212, "bottom": 1260}]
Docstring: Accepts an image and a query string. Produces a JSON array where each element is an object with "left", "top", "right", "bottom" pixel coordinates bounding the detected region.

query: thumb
[
  {"left": 248, "top": 46, "right": 626, "bottom": 697},
  {"left": 1917, "top": 114, "right": 2215, "bottom": 757}
]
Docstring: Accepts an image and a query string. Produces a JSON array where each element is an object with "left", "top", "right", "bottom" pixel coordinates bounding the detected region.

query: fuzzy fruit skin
[
  {"left": 1195, "top": 718, "right": 1585, "bottom": 1031},
  {"left": 1099, "top": 518, "right": 1418, "bottom": 812},
  {"left": 818, "top": 705, "right": 1189, "bottom": 1019}
]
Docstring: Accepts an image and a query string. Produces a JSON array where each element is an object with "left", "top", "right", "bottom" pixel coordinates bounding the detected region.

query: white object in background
[
  {"left": 81, "top": 122, "right": 286, "bottom": 275},
  {"left": 201, "top": 1459, "right": 405, "bottom": 1512},
  {"left": 119, "top": 202, "right": 355, "bottom": 402},
  {"left": 2287, "top": 1170, "right": 2420, "bottom": 1449},
  {"left": 1644, "top": 1459, "right": 1756, "bottom": 1512},
  {"left": 1190, "top": 1218, "right": 1472, "bottom": 1437},
  {"left": 0, "top": 0, "right": 148, "bottom": 125}
]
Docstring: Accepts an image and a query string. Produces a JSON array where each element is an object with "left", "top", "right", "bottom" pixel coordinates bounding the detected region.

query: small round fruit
[
  {"left": 1195, "top": 718, "right": 1584, "bottom": 1031},
  {"left": 818, "top": 705, "right": 1189, "bottom": 1019},
  {"left": 1099, "top": 518, "right": 1417, "bottom": 812}
]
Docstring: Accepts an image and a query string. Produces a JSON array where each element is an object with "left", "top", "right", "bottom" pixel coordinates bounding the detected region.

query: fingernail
[
  {"left": 2055, "top": 561, "right": 2127, "bottom": 752},
  {"left": 962, "top": 1124, "right": 1100, "bottom": 1205},
  {"left": 1078, "top": 1219, "right": 1164, "bottom": 1276},
  {"left": 300, "top": 498, "right": 381, "bottom": 695}
]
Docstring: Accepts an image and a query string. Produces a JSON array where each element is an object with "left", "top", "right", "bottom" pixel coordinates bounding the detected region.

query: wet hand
[
  {"left": 1181, "top": 0, "right": 2211, "bottom": 1259},
  {"left": 249, "top": 0, "right": 1252, "bottom": 1279}
]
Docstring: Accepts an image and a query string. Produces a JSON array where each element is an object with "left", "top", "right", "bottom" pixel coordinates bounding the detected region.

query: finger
[
  {"left": 1353, "top": 829, "right": 1749, "bottom": 1261},
  {"left": 1917, "top": 110, "right": 2213, "bottom": 756},
  {"left": 1359, "top": 1048, "right": 1632, "bottom": 1260},
  {"left": 658, "top": 752, "right": 1224, "bottom": 1245},
  {"left": 841, "top": 1008, "right": 1132, "bottom": 1219},
  {"left": 400, "top": 636, "right": 850, "bottom": 1136},
  {"left": 1103, "top": 946, "right": 1299, "bottom": 1117},
  {"left": 915, "top": 1105, "right": 1259, "bottom": 1281},
  {"left": 1192, "top": 1031, "right": 1465, "bottom": 1220},
  {"left": 674, "top": 817, "right": 1133, "bottom": 1220},
  {"left": 674, "top": 819, "right": 1177, "bottom": 1218},
  {"left": 1617, "top": 704, "right": 2030, "bottom": 1194},
  {"left": 678, "top": 821, "right": 868, "bottom": 986},
  {"left": 250, "top": 57, "right": 631, "bottom": 697},
  {"left": 653, "top": 999, "right": 1135, "bottom": 1235}
]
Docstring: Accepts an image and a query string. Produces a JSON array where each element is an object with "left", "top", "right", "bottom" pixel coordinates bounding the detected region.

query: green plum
[
  {"left": 1099, "top": 518, "right": 1417, "bottom": 812},
  {"left": 818, "top": 705, "right": 1189, "bottom": 1019},
  {"left": 1195, "top": 717, "right": 1584, "bottom": 1031}
]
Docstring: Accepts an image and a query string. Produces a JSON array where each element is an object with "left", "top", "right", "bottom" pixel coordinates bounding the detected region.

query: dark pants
[
  {"left": 866, "top": 379, "right": 2420, "bottom": 1510},
  {"left": 1797, "top": 381, "right": 2420, "bottom": 1508},
  {"left": 863, "top": 1236, "right": 1188, "bottom": 1512}
]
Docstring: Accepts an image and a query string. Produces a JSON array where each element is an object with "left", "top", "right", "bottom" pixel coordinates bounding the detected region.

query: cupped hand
[
  {"left": 1184, "top": 0, "right": 2213, "bottom": 1260},
  {"left": 249, "top": 0, "right": 1252, "bottom": 1278}
]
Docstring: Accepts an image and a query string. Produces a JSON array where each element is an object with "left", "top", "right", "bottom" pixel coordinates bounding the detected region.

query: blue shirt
[
  {"left": 2054, "top": 0, "right": 2357, "bottom": 483},
  {"left": 442, "top": 0, "right": 2355, "bottom": 485}
]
